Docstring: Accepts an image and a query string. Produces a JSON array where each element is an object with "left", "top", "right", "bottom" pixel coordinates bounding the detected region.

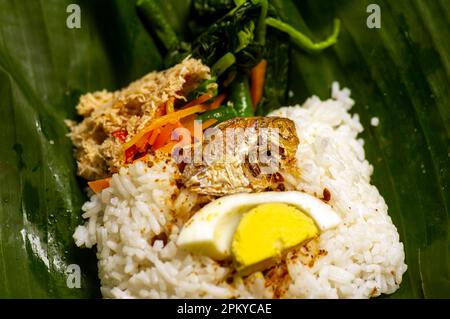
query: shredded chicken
[{"left": 66, "top": 57, "right": 211, "bottom": 180}]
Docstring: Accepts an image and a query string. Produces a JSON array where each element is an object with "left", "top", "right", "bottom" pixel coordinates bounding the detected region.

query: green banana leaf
[{"left": 0, "top": 0, "right": 448, "bottom": 298}]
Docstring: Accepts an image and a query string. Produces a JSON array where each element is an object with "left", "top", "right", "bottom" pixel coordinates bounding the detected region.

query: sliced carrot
[
  {"left": 181, "top": 114, "right": 198, "bottom": 136},
  {"left": 88, "top": 178, "right": 111, "bottom": 194},
  {"left": 202, "top": 118, "right": 218, "bottom": 130},
  {"left": 135, "top": 131, "right": 152, "bottom": 152},
  {"left": 185, "top": 123, "right": 200, "bottom": 142},
  {"left": 148, "top": 128, "right": 160, "bottom": 145},
  {"left": 184, "top": 119, "right": 202, "bottom": 142},
  {"left": 153, "top": 122, "right": 182, "bottom": 150},
  {"left": 122, "top": 104, "right": 207, "bottom": 150},
  {"left": 181, "top": 92, "right": 214, "bottom": 109},
  {"left": 157, "top": 127, "right": 191, "bottom": 154},
  {"left": 190, "top": 119, "right": 218, "bottom": 142},
  {"left": 208, "top": 93, "right": 227, "bottom": 110},
  {"left": 250, "top": 59, "right": 267, "bottom": 109},
  {"left": 181, "top": 113, "right": 197, "bottom": 125},
  {"left": 154, "top": 103, "right": 166, "bottom": 117}
]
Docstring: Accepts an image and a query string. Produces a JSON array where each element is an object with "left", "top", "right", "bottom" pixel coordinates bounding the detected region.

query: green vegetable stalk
[
  {"left": 265, "top": 17, "right": 341, "bottom": 53},
  {"left": 211, "top": 53, "right": 236, "bottom": 76},
  {"left": 229, "top": 74, "right": 254, "bottom": 117},
  {"left": 187, "top": 78, "right": 218, "bottom": 101},
  {"left": 256, "top": 0, "right": 268, "bottom": 45},
  {"left": 197, "top": 105, "right": 239, "bottom": 124},
  {"left": 137, "top": 0, "right": 179, "bottom": 50}
]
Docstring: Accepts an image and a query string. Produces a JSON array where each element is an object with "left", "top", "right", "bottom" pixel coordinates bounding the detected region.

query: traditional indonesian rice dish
[
  {"left": 68, "top": 58, "right": 407, "bottom": 299},
  {"left": 66, "top": 0, "right": 407, "bottom": 299}
]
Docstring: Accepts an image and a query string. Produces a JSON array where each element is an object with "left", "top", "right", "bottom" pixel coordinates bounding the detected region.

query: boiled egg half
[{"left": 177, "top": 191, "right": 341, "bottom": 272}]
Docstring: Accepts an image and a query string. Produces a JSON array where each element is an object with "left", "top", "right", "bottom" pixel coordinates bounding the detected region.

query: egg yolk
[{"left": 231, "top": 203, "right": 319, "bottom": 276}]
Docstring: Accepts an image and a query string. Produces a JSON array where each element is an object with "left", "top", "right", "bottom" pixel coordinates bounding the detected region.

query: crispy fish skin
[{"left": 182, "top": 117, "right": 300, "bottom": 196}]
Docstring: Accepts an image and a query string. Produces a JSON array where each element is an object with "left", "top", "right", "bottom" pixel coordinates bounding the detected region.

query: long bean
[
  {"left": 137, "top": 0, "right": 179, "bottom": 50},
  {"left": 197, "top": 105, "right": 239, "bottom": 124},
  {"left": 229, "top": 74, "right": 254, "bottom": 117}
]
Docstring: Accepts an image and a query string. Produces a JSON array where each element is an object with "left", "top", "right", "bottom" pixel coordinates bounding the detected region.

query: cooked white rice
[{"left": 73, "top": 82, "right": 407, "bottom": 299}]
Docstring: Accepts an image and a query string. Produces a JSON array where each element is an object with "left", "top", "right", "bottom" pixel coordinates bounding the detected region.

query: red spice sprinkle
[
  {"left": 125, "top": 145, "right": 138, "bottom": 163},
  {"left": 322, "top": 188, "right": 331, "bottom": 202},
  {"left": 112, "top": 129, "right": 128, "bottom": 143}
]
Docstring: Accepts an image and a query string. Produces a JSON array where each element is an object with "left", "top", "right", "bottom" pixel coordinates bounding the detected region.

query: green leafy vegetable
[
  {"left": 236, "top": 21, "right": 256, "bottom": 53},
  {"left": 193, "top": 0, "right": 236, "bottom": 18},
  {"left": 256, "top": 28, "right": 289, "bottom": 115},
  {"left": 189, "top": 1, "right": 262, "bottom": 67}
]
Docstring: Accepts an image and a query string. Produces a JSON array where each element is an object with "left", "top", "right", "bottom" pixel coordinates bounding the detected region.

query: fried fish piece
[{"left": 182, "top": 117, "right": 300, "bottom": 196}]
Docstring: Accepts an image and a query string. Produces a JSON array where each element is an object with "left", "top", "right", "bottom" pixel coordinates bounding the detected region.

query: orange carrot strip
[
  {"left": 153, "top": 122, "right": 182, "bottom": 150},
  {"left": 155, "top": 103, "right": 166, "bottom": 117},
  {"left": 191, "top": 119, "right": 218, "bottom": 142},
  {"left": 181, "top": 92, "right": 214, "bottom": 109},
  {"left": 202, "top": 118, "right": 218, "bottom": 130},
  {"left": 148, "top": 128, "right": 160, "bottom": 145},
  {"left": 250, "top": 59, "right": 267, "bottom": 109},
  {"left": 88, "top": 178, "right": 111, "bottom": 194},
  {"left": 181, "top": 114, "right": 198, "bottom": 136},
  {"left": 208, "top": 93, "right": 227, "bottom": 110},
  {"left": 135, "top": 131, "right": 152, "bottom": 152},
  {"left": 181, "top": 113, "right": 197, "bottom": 124},
  {"left": 157, "top": 127, "right": 191, "bottom": 154},
  {"left": 123, "top": 104, "right": 207, "bottom": 150},
  {"left": 190, "top": 119, "right": 218, "bottom": 142}
]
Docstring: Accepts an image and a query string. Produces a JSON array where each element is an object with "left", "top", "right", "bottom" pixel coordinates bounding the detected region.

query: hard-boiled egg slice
[
  {"left": 232, "top": 203, "right": 319, "bottom": 275},
  {"left": 177, "top": 191, "right": 341, "bottom": 260}
]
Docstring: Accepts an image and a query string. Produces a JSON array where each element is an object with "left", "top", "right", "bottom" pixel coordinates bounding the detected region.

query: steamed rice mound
[{"left": 73, "top": 83, "right": 407, "bottom": 298}]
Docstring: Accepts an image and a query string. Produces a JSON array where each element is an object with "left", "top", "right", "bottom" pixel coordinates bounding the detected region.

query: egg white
[{"left": 177, "top": 191, "right": 341, "bottom": 260}]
